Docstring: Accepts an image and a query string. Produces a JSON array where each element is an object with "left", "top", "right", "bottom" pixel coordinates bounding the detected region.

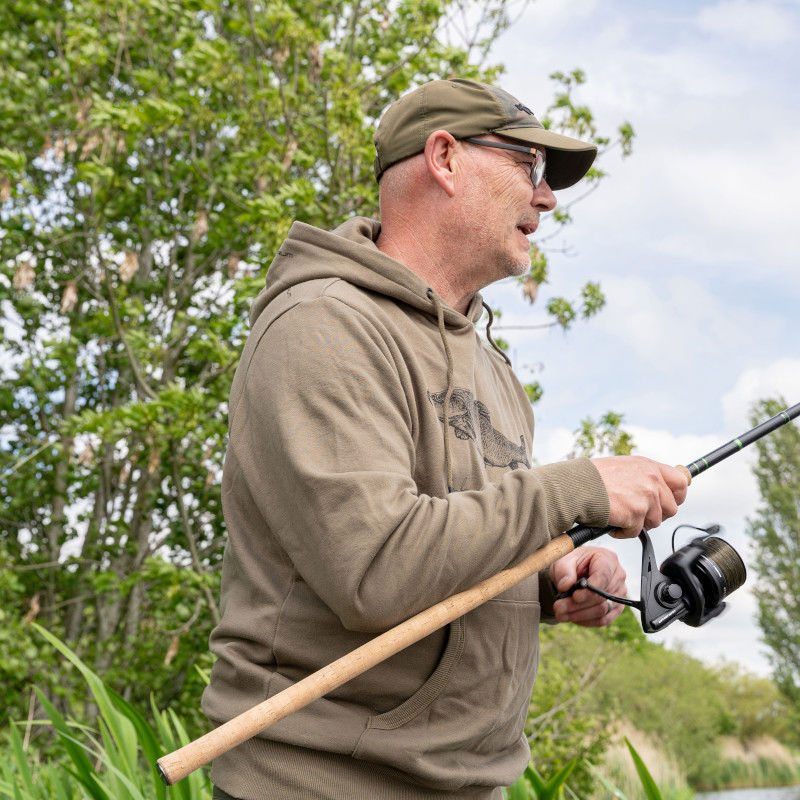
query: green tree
[
  {"left": 747, "top": 397, "right": 800, "bottom": 739},
  {"left": 495, "top": 67, "right": 635, "bottom": 353},
  {"left": 715, "top": 661, "right": 797, "bottom": 744},
  {"left": 527, "top": 611, "right": 643, "bottom": 796}
]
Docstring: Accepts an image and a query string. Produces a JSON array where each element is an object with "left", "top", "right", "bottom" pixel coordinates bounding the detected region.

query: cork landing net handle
[{"left": 156, "top": 401, "right": 800, "bottom": 785}]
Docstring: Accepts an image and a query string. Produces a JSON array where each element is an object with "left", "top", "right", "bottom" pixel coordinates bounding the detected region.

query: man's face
[{"left": 455, "top": 136, "right": 556, "bottom": 287}]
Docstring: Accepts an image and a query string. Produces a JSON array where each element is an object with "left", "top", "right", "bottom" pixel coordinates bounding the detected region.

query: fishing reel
[{"left": 559, "top": 524, "right": 747, "bottom": 633}]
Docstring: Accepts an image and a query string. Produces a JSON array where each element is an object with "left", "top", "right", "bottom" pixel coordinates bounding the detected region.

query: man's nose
[{"left": 532, "top": 179, "right": 557, "bottom": 212}]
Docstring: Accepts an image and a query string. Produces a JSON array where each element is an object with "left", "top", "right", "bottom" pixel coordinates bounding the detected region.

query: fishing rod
[{"left": 156, "top": 401, "right": 800, "bottom": 786}]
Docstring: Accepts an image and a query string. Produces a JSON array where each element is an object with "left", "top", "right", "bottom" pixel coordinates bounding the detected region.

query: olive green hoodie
[{"left": 202, "top": 217, "right": 610, "bottom": 799}]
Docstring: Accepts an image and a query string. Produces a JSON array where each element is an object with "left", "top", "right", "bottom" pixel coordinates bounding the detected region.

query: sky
[{"left": 484, "top": 0, "right": 800, "bottom": 675}]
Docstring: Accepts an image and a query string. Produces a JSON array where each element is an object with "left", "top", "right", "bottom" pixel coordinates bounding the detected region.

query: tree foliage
[
  {"left": 747, "top": 397, "right": 800, "bottom": 734},
  {"left": 506, "top": 67, "right": 635, "bottom": 341},
  {"left": 570, "top": 411, "right": 635, "bottom": 459},
  {"left": 528, "top": 610, "right": 643, "bottom": 796}
]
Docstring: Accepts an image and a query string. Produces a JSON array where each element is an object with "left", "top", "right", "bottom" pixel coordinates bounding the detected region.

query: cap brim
[{"left": 495, "top": 126, "right": 597, "bottom": 190}]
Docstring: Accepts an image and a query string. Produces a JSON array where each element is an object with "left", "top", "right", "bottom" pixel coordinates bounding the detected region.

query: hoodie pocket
[
  {"left": 353, "top": 616, "right": 466, "bottom": 745},
  {"left": 351, "top": 594, "right": 540, "bottom": 791}
]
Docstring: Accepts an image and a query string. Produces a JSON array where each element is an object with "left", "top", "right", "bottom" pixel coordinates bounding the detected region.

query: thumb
[{"left": 550, "top": 558, "right": 578, "bottom": 593}]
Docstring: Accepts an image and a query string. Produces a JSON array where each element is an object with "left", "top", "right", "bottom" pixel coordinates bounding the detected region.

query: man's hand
[
  {"left": 550, "top": 547, "right": 627, "bottom": 627},
  {"left": 591, "top": 456, "right": 689, "bottom": 538}
]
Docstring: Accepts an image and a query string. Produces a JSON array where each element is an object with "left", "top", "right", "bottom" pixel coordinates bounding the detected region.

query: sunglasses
[{"left": 461, "top": 137, "right": 546, "bottom": 189}]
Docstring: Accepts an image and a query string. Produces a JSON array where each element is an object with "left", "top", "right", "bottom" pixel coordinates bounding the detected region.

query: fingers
[
  {"left": 554, "top": 584, "right": 626, "bottom": 625},
  {"left": 551, "top": 548, "right": 627, "bottom": 626},
  {"left": 560, "top": 597, "right": 626, "bottom": 627},
  {"left": 610, "top": 526, "right": 642, "bottom": 540},
  {"left": 666, "top": 466, "right": 689, "bottom": 506},
  {"left": 550, "top": 553, "right": 578, "bottom": 595},
  {"left": 591, "top": 456, "right": 689, "bottom": 538}
]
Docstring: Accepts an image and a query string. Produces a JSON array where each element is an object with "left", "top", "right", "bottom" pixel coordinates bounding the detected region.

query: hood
[{"left": 249, "top": 217, "right": 485, "bottom": 329}]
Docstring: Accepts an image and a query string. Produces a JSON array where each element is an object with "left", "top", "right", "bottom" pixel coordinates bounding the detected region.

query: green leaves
[
  {"left": 506, "top": 760, "right": 576, "bottom": 799},
  {"left": 523, "top": 382, "right": 543, "bottom": 405},
  {"left": 748, "top": 397, "right": 800, "bottom": 729},
  {"left": 0, "top": 0, "right": 436, "bottom": 731},
  {"left": 0, "top": 626, "right": 212, "bottom": 800},
  {"left": 536, "top": 68, "right": 633, "bottom": 335},
  {"left": 624, "top": 738, "right": 663, "bottom": 800},
  {"left": 0, "top": 0, "right": 633, "bottom": 772},
  {"left": 544, "top": 297, "right": 576, "bottom": 330},
  {"left": 546, "top": 68, "right": 635, "bottom": 157},
  {"left": 581, "top": 281, "right": 606, "bottom": 319},
  {"left": 0, "top": 148, "right": 26, "bottom": 173},
  {"left": 571, "top": 411, "right": 635, "bottom": 458}
]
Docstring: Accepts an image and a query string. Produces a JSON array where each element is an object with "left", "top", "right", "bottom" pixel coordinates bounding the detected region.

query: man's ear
[{"left": 423, "top": 130, "right": 459, "bottom": 198}]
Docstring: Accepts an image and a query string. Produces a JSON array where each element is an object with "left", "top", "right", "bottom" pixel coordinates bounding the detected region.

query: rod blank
[
  {"left": 686, "top": 400, "right": 800, "bottom": 478},
  {"left": 568, "top": 402, "right": 800, "bottom": 546}
]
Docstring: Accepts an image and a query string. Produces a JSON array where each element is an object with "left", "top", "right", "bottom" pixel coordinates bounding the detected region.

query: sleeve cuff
[{"left": 534, "top": 457, "right": 611, "bottom": 536}]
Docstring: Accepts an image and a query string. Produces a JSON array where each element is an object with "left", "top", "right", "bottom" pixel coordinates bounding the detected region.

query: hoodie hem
[{"left": 211, "top": 737, "right": 502, "bottom": 800}]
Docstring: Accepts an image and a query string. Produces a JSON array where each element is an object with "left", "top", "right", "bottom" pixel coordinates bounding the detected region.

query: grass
[
  {"left": 699, "top": 757, "right": 800, "bottom": 791},
  {"left": 0, "top": 624, "right": 211, "bottom": 799}
]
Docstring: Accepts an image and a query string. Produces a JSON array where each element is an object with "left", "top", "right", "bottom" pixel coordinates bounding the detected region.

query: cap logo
[{"left": 514, "top": 102, "right": 534, "bottom": 115}]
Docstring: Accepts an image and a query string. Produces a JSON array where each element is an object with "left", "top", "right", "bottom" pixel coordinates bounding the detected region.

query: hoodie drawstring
[
  {"left": 427, "top": 289, "right": 455, "bottom": 493},
  {"left": 482, "top": 301, "right": 512, "bottom": 367}
]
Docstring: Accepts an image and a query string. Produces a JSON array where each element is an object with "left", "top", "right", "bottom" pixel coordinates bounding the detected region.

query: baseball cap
[{"left": 373, "top": 78, "right": 597, "bottom": 190}]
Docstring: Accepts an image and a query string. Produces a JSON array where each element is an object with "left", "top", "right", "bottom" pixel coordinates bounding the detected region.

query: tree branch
[{"left": 103, "top": 270, "right": 158, "bottom": 400}]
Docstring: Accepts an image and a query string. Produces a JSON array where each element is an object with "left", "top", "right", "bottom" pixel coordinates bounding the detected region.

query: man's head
[
  {"left": 372, "top": 79, "right": 597, "bottom": 311},
  {"left": 374, "top": 79, "right": 597, "bottom": 189}
]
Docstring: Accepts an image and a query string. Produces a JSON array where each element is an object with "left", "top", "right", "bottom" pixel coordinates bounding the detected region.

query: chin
[{"left": 507, "top": 255, "right": 531, "bottom": 277}]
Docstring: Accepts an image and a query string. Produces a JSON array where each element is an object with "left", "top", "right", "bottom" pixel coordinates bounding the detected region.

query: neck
[{"left": 376, "top": 214, "right": 476, "bottom": 315}]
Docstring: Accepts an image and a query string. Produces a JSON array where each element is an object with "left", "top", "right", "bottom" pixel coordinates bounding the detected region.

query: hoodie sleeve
[{"left": 230, "top": 295, "right": 609, "bottom": 633}]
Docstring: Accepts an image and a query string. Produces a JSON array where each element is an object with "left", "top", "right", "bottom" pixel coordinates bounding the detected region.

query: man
[{"left": 203, "top": 79, "right": 688, "bottom": 799}]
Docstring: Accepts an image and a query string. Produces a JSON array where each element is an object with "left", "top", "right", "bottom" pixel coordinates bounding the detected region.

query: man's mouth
[{"left": 517, "top": 222, "right": 537, "bottom": 236}]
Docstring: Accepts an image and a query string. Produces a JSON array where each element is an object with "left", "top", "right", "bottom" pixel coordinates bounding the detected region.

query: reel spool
[
  {"left": 656, "top": 532, "right": 747, "bottom": 629},
  {"left": 557, "top": 524, "right": 747, "bottom": 633}
]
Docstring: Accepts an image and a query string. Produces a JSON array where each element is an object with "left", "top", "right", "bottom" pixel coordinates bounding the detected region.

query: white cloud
[
  {"left": 696, "top": 0, "right": 799, "bottom": 47},
  {"left": 593, "top": 273, "right": 780, "bottom": 373},
  {"left": 532, "top": 425, "right": 574, "bottom": 464},
  {"left": 503, "top": 0, "right": 600, "bottom": 36},
  {"left": 721, "top": 359, "right": 800, "bottom": 426},
  {"left": 497, "top": 0, "right": 800, "bottom": 282},
  {"left": 649, "top": 141, "right": 800, "bottom": 272}
]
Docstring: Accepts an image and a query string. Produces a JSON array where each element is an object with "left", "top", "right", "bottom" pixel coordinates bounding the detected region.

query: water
[{"left": 696, "top": 787, "right": 800, "bottom": 800}]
